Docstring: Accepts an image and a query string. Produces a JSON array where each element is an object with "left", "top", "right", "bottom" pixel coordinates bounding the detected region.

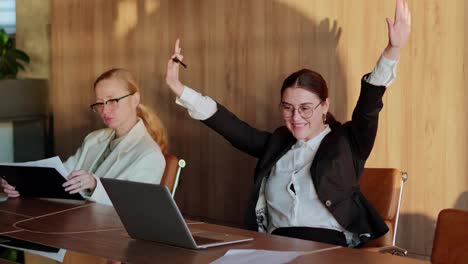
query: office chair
[
  {"left": 160, "top": 154, "right": 186, "bottom": 197},
  {"left": 431, "top": 208, "right": 468, "bottom": 264},
  {"left": 359, "top": 168, "right": 408, "bottom": 256}
]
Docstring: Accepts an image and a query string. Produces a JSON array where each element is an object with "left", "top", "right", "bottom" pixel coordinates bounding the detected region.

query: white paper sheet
[
  {"left": 0, "top": 156, "right": 69, "bottom": 178},
  {"left": 211, "top": 249, "right": 304, "bottom": 264}
]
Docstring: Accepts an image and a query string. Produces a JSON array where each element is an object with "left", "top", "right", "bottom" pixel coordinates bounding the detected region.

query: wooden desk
[
  {"left": 0, "top": 198, "right": 429, "bottom": 263},
  {"left": 0, "top": 198, "right": 334, "bottom": 263}
]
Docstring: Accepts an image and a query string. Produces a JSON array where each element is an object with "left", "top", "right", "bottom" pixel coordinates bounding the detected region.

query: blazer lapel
[
  {"left": 255, "top": 127, "right": 296, "bottom": 182},
  {"left": 310, "top": 126, "right": 341, "bottom": 186},
  {"left": 94, "top": 119, "right": 147, "bottom": 179},
  {"left": 85, "top": 132, "right": 114, "bottom": 173},
  {"left": 95, "top": 146, "right": 120, "bottom": 178}
]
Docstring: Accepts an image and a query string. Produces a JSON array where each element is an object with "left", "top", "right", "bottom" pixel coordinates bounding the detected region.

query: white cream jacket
[{"left": 63, "top": 119, "right": 165, "bottom": 205}]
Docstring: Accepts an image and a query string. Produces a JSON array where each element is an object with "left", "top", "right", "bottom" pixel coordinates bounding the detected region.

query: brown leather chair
[
  {"left": 160, "top": 154, "right": 186, "bottom": 196},
  {"left": 359, "top": 168, "right": 408, "bottom": 255},
  {"left": 431, "top": 208, "right": 468, "bottom": 264}
]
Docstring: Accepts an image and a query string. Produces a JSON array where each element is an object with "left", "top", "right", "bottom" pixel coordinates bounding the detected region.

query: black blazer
[{"left": 202, "top": 74, "right": 389, "bottom": 241}]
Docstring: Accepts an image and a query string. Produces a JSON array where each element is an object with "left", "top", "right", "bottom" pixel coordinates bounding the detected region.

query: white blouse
[{"left": 264, "top": 126, "right": 342, "bottom": 233}]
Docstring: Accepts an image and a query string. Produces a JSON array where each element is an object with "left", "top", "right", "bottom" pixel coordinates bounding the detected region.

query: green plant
[
  {"left": 0, "top": 28, "right": 30, "bottom": 79},
  {"left": 0, "top": 247, "right": 19, "bottom": 262}
]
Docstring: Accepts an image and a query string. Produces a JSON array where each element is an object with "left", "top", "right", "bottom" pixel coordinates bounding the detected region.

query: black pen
[{"left": 172, "top": 57, "right": 187, "bottom": 68}]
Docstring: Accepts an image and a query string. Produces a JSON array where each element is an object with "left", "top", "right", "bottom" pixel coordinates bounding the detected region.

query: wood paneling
[
  {"left": 51, "top": 0, "right": 468, "bottom": 257},
  {"left": 16, "top": 0, "right": 51, "bottom": 80}
]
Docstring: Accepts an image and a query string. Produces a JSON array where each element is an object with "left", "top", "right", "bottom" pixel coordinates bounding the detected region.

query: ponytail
[{"left": 137, "top": 104, "right": 168, "bottom": 154}]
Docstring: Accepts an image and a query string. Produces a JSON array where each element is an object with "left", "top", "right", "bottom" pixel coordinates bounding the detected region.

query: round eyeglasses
[
  {"left": 279, "top": 102, "right": 322, "bottom": 119},
  {"left": 90, "top": 92, "right": 135, "bottom": 113}
]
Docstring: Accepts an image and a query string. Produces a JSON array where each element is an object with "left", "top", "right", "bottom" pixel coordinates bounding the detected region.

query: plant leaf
[
  {"left": 14, "top": 60, "right": 26, "bottom": 71},
  {"left": 0, "top": 29, "right": 8, "bottom": 46},
  {"left": 0, "top": 30, "right": 30, "bottom": 79},
  {"left": 2, "top": 57, "right": 18, "bottom": 77},
  {"left": 11, "top": 49, "right": 30, "bottom": 63}
]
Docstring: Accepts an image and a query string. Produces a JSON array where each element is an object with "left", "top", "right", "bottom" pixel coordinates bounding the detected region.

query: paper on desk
[
  {"left": 0, "top": 156, "right": 70, "bottom": 178},
  {"left": 211, "top": 249, "right": 304, "bottom": 264}
]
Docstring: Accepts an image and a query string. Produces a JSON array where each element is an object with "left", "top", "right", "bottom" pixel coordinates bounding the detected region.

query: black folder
[{"left": 0, "top": 165, "right": 84, "bottom": 200}]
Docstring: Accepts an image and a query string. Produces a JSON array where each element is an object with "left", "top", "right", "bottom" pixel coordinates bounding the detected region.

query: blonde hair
[{"left": 94, "top": 68, "right": 168, "bottom": 154}]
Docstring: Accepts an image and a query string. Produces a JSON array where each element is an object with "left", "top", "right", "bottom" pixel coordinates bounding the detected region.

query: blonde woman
[{"left": 2, "top": 68, "right": 167, "bottom": 205}]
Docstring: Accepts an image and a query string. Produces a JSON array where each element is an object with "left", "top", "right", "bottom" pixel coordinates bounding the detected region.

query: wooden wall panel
[
  {"left": 51, "top": 0, "right": 468, "bottom": 257},
  {"left": 16, "top": 0, "right": 51, "bottom": 80}
]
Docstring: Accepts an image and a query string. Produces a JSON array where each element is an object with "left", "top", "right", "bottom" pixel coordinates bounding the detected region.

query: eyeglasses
[
  {"left": 90, "top": 93, "right": 135, "bottom": 113},
  {"left": 279, "top": 102, "right": 322, "bottom": 119}
]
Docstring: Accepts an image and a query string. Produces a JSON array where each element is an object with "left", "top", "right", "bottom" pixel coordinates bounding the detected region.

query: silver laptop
[{"left": 101, "top": 178, "right": 253, "bottom": 249}]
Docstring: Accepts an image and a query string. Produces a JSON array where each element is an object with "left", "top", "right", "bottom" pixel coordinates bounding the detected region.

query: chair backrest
[
  {"left": 431, "top": 208, "right": 468, "bottom": 264},
  {"left": 160, "top": 154, "right": 185, "bottom": 196},
  {"left": 359, "top": 168, "right": 407, "bottom": 248}
]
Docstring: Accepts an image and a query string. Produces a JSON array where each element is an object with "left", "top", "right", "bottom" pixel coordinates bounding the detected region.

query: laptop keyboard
[{"left": 193, "top": 235, "right": 223, "bottom": 245}]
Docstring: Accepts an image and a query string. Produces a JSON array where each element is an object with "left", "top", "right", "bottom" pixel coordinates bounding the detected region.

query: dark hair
[{"left": 280, "top": 69, "right": 336, "bottom": 124}]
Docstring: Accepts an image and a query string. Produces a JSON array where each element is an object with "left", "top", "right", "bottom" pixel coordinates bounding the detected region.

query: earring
[{"left": 322, "top": 113, "right": 327, "bottom": 124}]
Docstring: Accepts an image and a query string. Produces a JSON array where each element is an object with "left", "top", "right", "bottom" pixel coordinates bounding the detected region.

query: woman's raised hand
[
  {"left": 383, "top": 0, "right": 411, "bottom": 60},
  {"left": 166, "top": 38, "right": 185, "bottom": 97}
]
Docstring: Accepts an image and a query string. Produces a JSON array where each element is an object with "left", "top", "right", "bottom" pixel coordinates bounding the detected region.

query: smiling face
[
  {"left": 94, "top": 77, "right": 140, "bottom": 137},
  {"left": 281, "top": 87, "right": 329, "bottom": 141}
]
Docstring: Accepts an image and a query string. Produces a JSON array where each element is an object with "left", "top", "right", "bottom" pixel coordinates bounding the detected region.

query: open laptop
[{"left": 101, "top": 178, "right": 253, "bottom": 249}]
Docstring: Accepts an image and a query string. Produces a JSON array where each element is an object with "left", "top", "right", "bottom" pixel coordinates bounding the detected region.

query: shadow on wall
[
  {"left": 454, "top": 191, "right": 468, "bottom": 210},
  {"left": 158, "top": 0, "right": 348, "bottom": 226},
  {"left": 53, "top": 0, "right": 348, "bottom": 226},
  {"left": 161, "top": 0, "right": 348, "bottom": 226},
  {"left": 397, "top": 191, "right": 468, "bottom": 257},
  {"left": 127, "top": 0, "right": 348, "bottom": 225},
  {"left": 397, "top": 213, "right": 436, "bottom": 257}
]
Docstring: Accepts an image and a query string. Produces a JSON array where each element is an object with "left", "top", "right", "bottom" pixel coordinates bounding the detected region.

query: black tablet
[{"left": 0, "top": 165, "right": 85, "bottom": 200}]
